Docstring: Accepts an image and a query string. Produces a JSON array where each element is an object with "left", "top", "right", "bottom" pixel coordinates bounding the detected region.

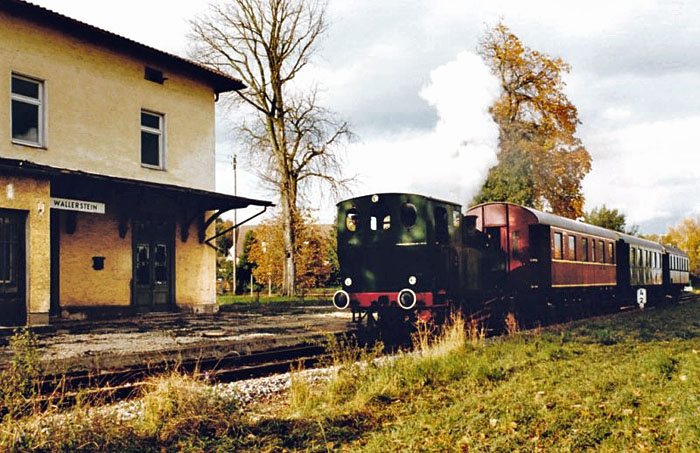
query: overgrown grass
[
  {"left": 2, "top": 302, "right": 699, "bottom": 451},
  {"left": 217, "top": 293, "right": 333, "bottom": 312}
]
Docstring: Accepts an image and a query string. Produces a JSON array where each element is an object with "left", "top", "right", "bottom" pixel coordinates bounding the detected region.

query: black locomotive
[{"left": 332, "top": 193, "right": 690, "bottom": 329}]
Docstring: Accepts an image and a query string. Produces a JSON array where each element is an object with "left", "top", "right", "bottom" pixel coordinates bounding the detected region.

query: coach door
[
  {"left": 0, "top": 210, "right": 26, "bottom": 326},
  {"left": 132, "top": 220, "right": 174, "bottom": 311}
]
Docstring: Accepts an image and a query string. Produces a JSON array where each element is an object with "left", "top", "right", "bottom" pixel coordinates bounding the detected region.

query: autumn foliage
[
  {"left": 474, "top": 23, "right": 591, "bottom": 219},
  {"left": 662, "top": 215, "right": 700, "bottom": 277},
  {"left": 248, "top": 212, "right": 333, "bottom": 292}
]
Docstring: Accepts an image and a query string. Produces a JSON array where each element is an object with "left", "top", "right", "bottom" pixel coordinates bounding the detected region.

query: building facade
[{"left": 0, "top": 0, "right": 270, "bottom": 326}]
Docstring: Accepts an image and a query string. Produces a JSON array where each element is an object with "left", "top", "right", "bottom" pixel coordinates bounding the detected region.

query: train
[{"left": 331, "top": 193, "right": 690, "bottom": 330}]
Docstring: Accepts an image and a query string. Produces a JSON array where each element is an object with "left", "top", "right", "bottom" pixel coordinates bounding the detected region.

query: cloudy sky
[{"left": 33, "top": 0, "right": 700, "bottom": 233}]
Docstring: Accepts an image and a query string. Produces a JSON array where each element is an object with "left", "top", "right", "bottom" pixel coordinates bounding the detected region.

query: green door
[
  {"left": 0, "top": 209, "right": 26, "bottom": 326},
  {"left": 133, "top": 220, "right": 174, "bottom": 310}
]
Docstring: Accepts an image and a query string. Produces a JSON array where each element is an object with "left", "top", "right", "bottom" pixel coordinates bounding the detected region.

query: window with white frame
[
  {"left": 140, "top": 110, "right": 164, "bottom": 168},
  {"left": 11, "top": 74, "right": 44, "bottom": 146}
]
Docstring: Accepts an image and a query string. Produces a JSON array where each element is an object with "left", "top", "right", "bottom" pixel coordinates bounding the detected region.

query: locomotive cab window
[
  {"left": 370, "top": 206, "right": 390, "bottom": 231},
  {"left": 434, "top": 207, "right": 449, "bottom": 243},
  {"left": 345, "top": 209, "right": 360, "bottom": 232},
  {"left": 400, "top": 203, "right": 417, "bottom": 228}
]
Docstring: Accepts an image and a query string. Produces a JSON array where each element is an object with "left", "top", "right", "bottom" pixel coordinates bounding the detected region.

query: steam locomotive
[{"left": 332, "top": 193, "right": 690, "bottom": 330}]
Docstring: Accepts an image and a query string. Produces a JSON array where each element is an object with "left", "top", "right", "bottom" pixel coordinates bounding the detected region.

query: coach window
[
  {"left": 554, "top": 232, "right": 563, "bottom": 259},
  {"left": 599, "top": 240, "right": 605, "bottom": 263},
  {"left": 568, "top": 235, "right": 576, "bottom": 260},
  {"left": 512, "top": 231, "right": 518, "bottom": 254},
  {"left": 609, "top": 243, "right": 615, "bottom": 264},
  {"left": 638, "top": 249, "right": 643, "bottom": 266},
  {"left": 345, "top": 209, "right": 360, "bottom": 232},
  {"left": 592, "top": 239, "right": 597, "bottom": 262},
  {"left": 11, "top": 74, "right": 45, "bottom": 147},
  {"left": 581, "top": 238, "right": 589, "bottom": 261}
]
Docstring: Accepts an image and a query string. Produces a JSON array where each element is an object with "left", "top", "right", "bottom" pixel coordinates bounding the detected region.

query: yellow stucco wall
[
  {"left": 175, "top": 219, "right": 217, "bottom": 310},
  {"left": 59, "top": 210, "right": 132, "bottom": 307},
  {"left": 0, "top": 12, "right": 216, "bottom": 191},
  {"left": 59, "top": 214, "right": 216, "bottom": 311},
  {"left": 0, "top": 174, "right": 50, "bottom": 323}
]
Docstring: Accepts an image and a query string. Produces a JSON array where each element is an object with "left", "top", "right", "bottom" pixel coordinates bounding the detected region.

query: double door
[
  {"left": 133, "top": 220, "right": 174, "bottom": 310},
  {"left": 0, "top": 210, "right": 25, "bottom": 326}
]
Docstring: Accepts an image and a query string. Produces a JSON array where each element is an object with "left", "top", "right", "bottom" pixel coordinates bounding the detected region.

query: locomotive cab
[{"left": 334, "top": 193, "right": 462, "bottom": 324}]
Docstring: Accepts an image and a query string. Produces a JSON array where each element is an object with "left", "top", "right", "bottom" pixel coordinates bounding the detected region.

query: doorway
[
  {"left": 132, "top": 220, "right": 174, "bottom": 310},
  {"left": 0, "top": 209, "right": 26, "bottom": 326}
]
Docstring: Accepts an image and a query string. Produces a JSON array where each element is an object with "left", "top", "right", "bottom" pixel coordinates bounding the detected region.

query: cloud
[
  {"left": 583, "top": 116, "right": 700, "bottom": 232},
  {"left": 344, "top": 51, "right": 500, "bottom": 211}
]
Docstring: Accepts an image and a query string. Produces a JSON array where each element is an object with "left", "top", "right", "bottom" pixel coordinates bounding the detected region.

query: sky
[{"left": 31, "top": 0, "right": 700, "bottom": 233}]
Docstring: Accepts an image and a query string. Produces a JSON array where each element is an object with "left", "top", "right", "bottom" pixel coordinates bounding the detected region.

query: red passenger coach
[{"left": 466, "top": 203, "right": 621, "bottom": 306}]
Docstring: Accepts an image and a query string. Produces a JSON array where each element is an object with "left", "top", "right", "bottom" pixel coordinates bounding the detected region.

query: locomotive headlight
[
  {"left": 333, "top": 290, "right": 350, "bottom": 310},
  {"left": 397, "top": 288, "right": 417, "bottom": 310},
  {"left": 408, "top": 276, "right": 417, "bottom": 285},
  {"left": 344, "top": 277, "right": 353, "bottom": 286}
]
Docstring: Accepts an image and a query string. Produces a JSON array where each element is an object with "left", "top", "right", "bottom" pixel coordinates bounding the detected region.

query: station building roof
[{"left": 2, "top": 0, "right": 244, "bottom": 94}]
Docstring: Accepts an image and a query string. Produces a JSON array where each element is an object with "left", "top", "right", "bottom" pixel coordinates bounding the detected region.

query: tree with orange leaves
[
  {"left": 662, "top": 215, "right": 700, "bottom": 277},
  {"left": 248, "top": 211, "right": 332, "bottom": 293},
  {"left": 473, "top": 22, "right": 591, "bottom": 219}
]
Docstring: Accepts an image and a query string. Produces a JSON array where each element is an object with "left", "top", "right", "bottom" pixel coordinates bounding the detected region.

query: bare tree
[{"left": 190, "top": 0, "right": 351, "bottom": 296}]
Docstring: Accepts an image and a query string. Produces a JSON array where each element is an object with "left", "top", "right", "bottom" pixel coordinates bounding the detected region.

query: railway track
[
  {"left": 38, "top": 341, "right": 340, "bottom": 407},
  {"left": 29, "top": 293, "right": 700, "bottom": 409}
]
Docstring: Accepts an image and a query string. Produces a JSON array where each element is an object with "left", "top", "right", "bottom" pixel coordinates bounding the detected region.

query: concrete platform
[{"left": 0, "top": 306, "right": 354, "bottom": 374}]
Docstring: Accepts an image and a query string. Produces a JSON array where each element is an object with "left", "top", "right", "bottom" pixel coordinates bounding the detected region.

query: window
[
  {"left": 637, "top": 249, "right": 642, "bottom": 266},
  {"left": 434, "top": 207, "right": 449, "bottom": 243},
  {"left": 592, "top": 239, "right": 596, "bottom": 262},
  {"left": 512, "top": 231, "right": 518, "bottom": 254},
  {"left": 554, "top": 232, "right": 563, "bottom": 259},
  {"left": 599, "top": 240, "right": 605, "bottom": 263},
  {"left": 568, "top": 235, "right": 576, "bottom": 260},
  {"left": 11, "top": 74, "right": 44, "bottom": 146},
  {"left": 400, "top": 203, "right": 417, "bottom": 227},
  {"left": 141, "top": 110, "right": 164, "bottom": 168},
  {"left": 609, "top": 243, "right": 615, "bottom": 264},
  {"left": 582, "top": 238, "right": 589, "bottom": 261},
  {"left": 345, "top": 209, "right": 360, "bottom": 232},
  {"left": 370, "top": 206, "right": 390, "bottom": 232}
]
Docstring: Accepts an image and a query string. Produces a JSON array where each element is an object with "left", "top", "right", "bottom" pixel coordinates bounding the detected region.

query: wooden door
[{"left": 0, "top": 210, "right": 26, "bottom": 325}]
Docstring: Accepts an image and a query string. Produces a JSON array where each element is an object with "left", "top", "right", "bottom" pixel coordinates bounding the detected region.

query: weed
[
  {"left": 655, "top": 354, "right": 680, "bottom": 380},
  {"left": 0, "top": 329, "right": 43, "bottom": 420},
  {"left": 505, "top": 312, "right": 519, "bottom": 336}
]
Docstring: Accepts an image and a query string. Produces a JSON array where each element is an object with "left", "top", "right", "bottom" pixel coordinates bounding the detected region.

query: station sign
[{"left": 50, "top": 197, "right": 105, "bottom": 214}]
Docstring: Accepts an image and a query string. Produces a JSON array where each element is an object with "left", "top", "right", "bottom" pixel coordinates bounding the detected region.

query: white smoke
[{"left": 348, "top": 51, "right": 500, "bottom": 210}]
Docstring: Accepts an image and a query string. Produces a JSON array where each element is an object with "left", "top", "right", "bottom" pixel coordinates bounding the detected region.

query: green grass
[
  {"left": 217, "top": 292, "right": 334, "bottom": 312},
  {"left": 2, "top": 302, "right": 699, "bottom": 451}
]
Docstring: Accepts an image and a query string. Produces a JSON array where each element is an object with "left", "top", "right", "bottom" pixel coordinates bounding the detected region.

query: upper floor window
[
  {"left": 11, "top": 74, "right": 44, "bottom": 147},
  {"left": 141, "top": 110, "right": 164, "bottom": 169}
]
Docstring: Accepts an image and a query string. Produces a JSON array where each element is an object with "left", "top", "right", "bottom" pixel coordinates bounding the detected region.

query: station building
[{"left": 0, "top": 0, "right": 271, "bottom": 326}]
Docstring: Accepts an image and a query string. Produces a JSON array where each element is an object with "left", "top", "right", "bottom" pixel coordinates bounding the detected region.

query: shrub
[{"left": 0, "top": 329, "right": 43, "bottom": 420}]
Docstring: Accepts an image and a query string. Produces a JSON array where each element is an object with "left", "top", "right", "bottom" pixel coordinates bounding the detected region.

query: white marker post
[{"left": 637, "top": 288, "right": 647, "bottom": 310}]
